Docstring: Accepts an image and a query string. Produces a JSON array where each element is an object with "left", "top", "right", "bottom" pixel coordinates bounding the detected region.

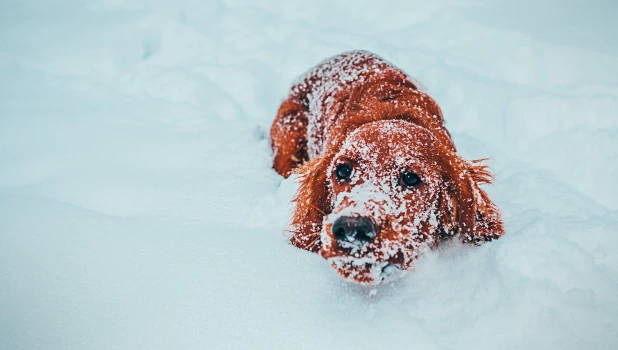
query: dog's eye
[
  {"left": 401, "top": 171, "right": 421, "bottom": 187},
  {"left": 335, "top": 163, "right": 353, "bottom": 180}
]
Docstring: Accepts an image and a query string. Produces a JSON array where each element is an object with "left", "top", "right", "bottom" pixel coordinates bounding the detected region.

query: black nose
[{"left": 332, "top": 216, "right": 377, "bottom": 244}]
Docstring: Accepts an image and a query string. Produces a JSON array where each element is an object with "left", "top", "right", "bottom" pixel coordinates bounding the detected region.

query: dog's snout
[{"left": 332, "top": 216, "right": 377, "bottom": 245}]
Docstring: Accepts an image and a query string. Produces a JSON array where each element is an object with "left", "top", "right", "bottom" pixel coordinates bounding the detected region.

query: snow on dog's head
[{"left": 290, "top": 120, "right": 503, "bottom": 285}]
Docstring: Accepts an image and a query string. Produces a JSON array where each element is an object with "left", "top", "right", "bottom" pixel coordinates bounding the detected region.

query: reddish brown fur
[{"left": 270, "top": 51, "right": 504, "bottom": 284}]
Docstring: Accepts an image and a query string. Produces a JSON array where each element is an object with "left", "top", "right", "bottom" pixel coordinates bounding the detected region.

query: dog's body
[{"left": 271, "top": 51, "right": 504, "bottom": 284}]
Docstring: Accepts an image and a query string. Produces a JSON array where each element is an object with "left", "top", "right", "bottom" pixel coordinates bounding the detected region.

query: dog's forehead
[{"left": 339, "top": 121, "right": 434, "bottom": 163}]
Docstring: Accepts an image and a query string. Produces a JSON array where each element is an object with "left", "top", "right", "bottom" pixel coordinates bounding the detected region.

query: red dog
[{"left": 271, "top": 51, "right": 504, "bottom": 284}]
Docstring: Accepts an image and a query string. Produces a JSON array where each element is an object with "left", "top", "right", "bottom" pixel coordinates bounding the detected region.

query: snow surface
[{"left": 1, "top": 0, "right": 618, "bottom": 349}]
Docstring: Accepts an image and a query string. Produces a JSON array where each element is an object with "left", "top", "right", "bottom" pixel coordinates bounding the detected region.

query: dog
[{"left": 270, "top": 51, "right": 504, "bottom": 284}]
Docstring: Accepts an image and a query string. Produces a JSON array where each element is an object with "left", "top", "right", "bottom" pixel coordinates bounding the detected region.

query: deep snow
[{"left": 1, "top": 0, "right": 618, "bottom": 349}]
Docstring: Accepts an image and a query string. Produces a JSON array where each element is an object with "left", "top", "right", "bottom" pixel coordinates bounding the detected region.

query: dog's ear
[
  {"left": 289, "top": 156, "right": 331, "bottom": 252},
  {"left": 440, "top": 157, "right": 504, "bottom": 244}
]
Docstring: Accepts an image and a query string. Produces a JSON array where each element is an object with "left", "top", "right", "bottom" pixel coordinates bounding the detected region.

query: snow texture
[{"left": 1, "top": 0, "right": 618, "bottom": 349}]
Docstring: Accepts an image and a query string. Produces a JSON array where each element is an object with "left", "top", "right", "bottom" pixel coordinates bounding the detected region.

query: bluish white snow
[{"left": 1, "top": 0, "right": 617, "bottom": 349}]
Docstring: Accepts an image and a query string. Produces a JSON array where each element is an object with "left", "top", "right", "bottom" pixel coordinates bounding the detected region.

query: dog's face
[
  {"left": 290, "top": 120, "right": 502, "bottom": 285},
  {"left": 319, "top": 120, "right": 453, "bottom": 284}
]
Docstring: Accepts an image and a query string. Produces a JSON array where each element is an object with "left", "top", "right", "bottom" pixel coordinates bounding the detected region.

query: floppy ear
[
  {"left": 441, "top": 157, "right": 504, "bottom": 244},
  {"left": 270, "top": 96, "right": 308, "bottom": 178},
  {"left": 289, "top": 156, "right": 331, "bottom": 252}
]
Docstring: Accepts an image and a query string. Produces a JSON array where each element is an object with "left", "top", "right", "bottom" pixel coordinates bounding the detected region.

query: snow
[{"left": 1, "top": 0, "right": 617, "bottom": 349}]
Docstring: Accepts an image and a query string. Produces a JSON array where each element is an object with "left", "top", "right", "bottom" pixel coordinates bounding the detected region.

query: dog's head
[{"left": 290, "top": 120, "right": 503, "bottom": 284}]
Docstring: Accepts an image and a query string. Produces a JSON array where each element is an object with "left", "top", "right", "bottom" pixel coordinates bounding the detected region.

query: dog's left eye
[
  {"left": 401, "top": 171, "right": 421, "bottom": 187},
  {"left": 335, "top": 163, "right": 353, "bottom": 180}
]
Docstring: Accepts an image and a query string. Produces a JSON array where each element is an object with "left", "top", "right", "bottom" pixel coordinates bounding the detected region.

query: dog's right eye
[{"left": 335, "top": 163, "right": 353, "bottom": 180}]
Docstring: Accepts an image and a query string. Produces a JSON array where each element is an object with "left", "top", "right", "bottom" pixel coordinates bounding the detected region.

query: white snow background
[{"left": 1, "top": 0, "right": 618, "bottom": 349}]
